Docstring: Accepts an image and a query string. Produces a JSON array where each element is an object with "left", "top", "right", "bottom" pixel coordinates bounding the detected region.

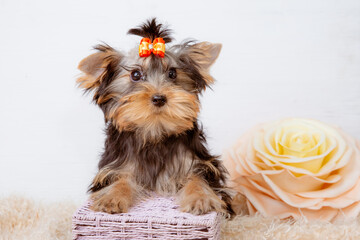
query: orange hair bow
[{"left": 139, "top": 37, "right": 165, "bottom": 58}]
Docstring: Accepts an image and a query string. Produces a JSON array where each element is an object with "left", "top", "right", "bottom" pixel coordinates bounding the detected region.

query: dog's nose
[{"left": 151, "top": 94, "right": 167, "bottom": 107}]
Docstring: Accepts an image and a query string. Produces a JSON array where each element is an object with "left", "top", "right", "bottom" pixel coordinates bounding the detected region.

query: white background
[{"left": 0, "top": 0, "right": 359, "bottom": 202}]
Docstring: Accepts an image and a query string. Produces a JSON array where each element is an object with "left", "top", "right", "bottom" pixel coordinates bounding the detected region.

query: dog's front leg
[
  {"left": 177, "top": 175, "right": 226, "bottom": 215},
  {"left": 90, "top": 174, "right": 138, "bottom": 214}
]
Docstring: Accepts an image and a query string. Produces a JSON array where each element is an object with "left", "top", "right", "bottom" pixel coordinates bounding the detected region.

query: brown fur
[
  {"left": 77, "top": 45, "right": 121, "bottom": 92},
  {"left": 177, "top": 175, "right": 226, "bottom": 215},
  {"left": 77, "top": 18, "right": 233, "bottom": 215},
  {"left": 90, "top": 173, "right": 139, "bottom": 213},
  {"left": 110, "top": 82, "right": 199, "bottom": 141},
  {"left": 186, "top": 42, "right": 222, "bottom": 86}
]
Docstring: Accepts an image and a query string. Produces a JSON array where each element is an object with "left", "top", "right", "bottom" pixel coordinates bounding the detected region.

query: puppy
[{"left": 77, "top": 18, "right": 233, "bottom": 215}]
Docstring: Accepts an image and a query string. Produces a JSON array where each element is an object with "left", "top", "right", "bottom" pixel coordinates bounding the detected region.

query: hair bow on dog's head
[{"left": 139, "top": 37, "right": 165, "bottom": 58}]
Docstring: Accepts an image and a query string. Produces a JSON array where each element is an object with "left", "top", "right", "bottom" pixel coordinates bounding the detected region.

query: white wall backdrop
[{"left": 0, "top": 0, "right": 359, "bottom": 201}]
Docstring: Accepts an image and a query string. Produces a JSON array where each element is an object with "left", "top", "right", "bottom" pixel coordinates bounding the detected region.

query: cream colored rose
[{"left": 224, "top": 118, "right": 360, "bottom": 221}]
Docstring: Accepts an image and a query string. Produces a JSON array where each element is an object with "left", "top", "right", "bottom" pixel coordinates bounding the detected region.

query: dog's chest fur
[{"left": 98, "top": 124, "right": 199, "bottom": 194}]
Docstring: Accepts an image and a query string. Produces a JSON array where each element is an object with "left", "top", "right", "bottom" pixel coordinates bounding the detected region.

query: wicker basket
[{"left": 72, "top": 196, "right": 222, "bottom": 239}]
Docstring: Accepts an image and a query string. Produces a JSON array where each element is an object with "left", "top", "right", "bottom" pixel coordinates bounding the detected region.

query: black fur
[
  {"left": 89, "top": 121, "right": 234, "bottom": 214},
  {"left": 127, "top": 18, "right": 173, "bottom": 43},
  {"left": 80, "top": 19, "right": 233, "bottom": 215}
]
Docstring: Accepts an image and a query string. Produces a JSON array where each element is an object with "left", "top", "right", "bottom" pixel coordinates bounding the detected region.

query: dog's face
[{"left": 77, "top": 21, "right": 221, "bottom": 141}]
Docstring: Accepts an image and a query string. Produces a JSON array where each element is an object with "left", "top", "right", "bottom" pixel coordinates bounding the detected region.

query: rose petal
[
  {"left": 235, "top": 173, "right": 325, "bottom": 208},
  {"left": 297, "top": 147, "right": 360, "bottom": 198},
  {"left": 246, "top": 200, "right": 257, "bottom": 215},
  {"left": 267, "top": 169, "right": 341, "bottom": 193},
  {"left": 222, "top": 151, "right": 240, "bottom": 178},
  {"left": 236, "top": 180, "right": 295, "bottom": 219},
  {"left": 237, "top": 182, "right": 339, "bottom": 221},
  {"left": 307, "top": 177, "right": 360, "bottom": 209},
  {"left": 229, "top": 147, "right": 257, "bottom": 176},
  {"left": 256, "top": 152, "right": 330, "bottom": 177},
  {"left": 317, "top": 136, "right": 349, "bottom": 175},
  {"left": 260, "top": 174, "right": 324, "bottom": 208},
  {"left": 255, "top": 137, "right": 336, "bottom": 173},
  {"left": 233, "top": 176, "right": 279, "bottom": 200}
]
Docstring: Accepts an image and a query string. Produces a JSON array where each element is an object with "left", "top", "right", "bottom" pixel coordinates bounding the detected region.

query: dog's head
[{"left": 77, "top": 18, "right": 221, "bottom": 141}]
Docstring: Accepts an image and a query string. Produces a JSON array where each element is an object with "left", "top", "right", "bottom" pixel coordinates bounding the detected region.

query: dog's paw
[
  {"left": 179, "top": 192, "right": 225, "bottom": 215},
  {"left": 177, "top": 176, "right": 226, "bottom": 215},
  {"left": 90, "top": 178, "right": 134, "bottom": 214},
  {"left": 90, "top": 191, "right": 132, "bottom": 214}
]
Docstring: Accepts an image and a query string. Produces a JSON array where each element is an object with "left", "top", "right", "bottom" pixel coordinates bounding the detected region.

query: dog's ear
[
  {"left": 77, "top": 44, "right": 122, "bottom": 91},
  {"left": 189, "top": 42, "right": 222, "bottom": 69},
  {"left": 187, "top": 42, "right": 222, "bottom": 85}
]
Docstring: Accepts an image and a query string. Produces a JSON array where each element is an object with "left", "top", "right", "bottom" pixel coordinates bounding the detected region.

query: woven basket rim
[
  {"left": 72, "top": 198, "right": 221, "bottom": 227},
  {"left": 73, "top": 210, "right": 221, "bottom": 227}
]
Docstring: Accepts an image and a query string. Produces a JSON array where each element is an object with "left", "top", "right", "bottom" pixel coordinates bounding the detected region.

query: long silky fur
[
  {"left": 79, "top": 19, "right": 234, "bottom": 215},
  {"left": 88, "top": 122, "right": 234, "bottom": 214}
]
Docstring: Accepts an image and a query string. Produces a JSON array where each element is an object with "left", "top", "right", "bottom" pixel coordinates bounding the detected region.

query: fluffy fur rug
[
  {"left": 1, "top": 195, "right": 359, "bottom": 240},
  {"left": 0, "top": 195, "right": 76, "bottom": 240}
]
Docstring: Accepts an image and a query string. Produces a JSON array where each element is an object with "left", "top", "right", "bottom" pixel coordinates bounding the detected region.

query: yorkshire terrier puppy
[{"left": 77, "top": 18, "right": 233, "bottom": 215}]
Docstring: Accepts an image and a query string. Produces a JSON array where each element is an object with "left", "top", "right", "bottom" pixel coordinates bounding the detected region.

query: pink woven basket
[{"left": 72, "top": 196, "right": 222, "bottom": 239}]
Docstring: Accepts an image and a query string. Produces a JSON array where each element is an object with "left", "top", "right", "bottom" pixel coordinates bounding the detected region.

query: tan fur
[
  {"left": 76, "top": 45, "right": 207, "bottom": 141},
  {"left": 231, "top": 193, "right": 249, "bottom": 215},
  {"left": 199, "top": 70, "right": 216, "bottom": 88},
  {"left": 77, "top": 49, "right": 121, "bottom": 91},
  {"left": 187, "top": 42, "right": 222, "bottom": 85},
  {"left": 203, "top": 160, "right": 222, "bottom": 177},
  {"left": 90, "top": 166, "right": 119, "bottom": 188},
  {"left": 90, "top": 174, "right": 139, "bottom": 213},
  {"left": 109, "top": 82, "right": 199, "bottom": 142},
  {"left": 97, "top": 92, "right": 119, "bottom": 105},
  {"left": 188, "top": 42, "right": 222, "bottom": 69},
  {"left": 177, "top": 176, "right": 226, "bottom": 215}
]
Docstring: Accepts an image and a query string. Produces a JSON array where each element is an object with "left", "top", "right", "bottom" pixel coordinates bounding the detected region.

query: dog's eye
[
  {"left": 168, "top": 68, "right": 177, "bottom": 80},
  {"left": 130, "top": 70, "right": 143, "bottom": 81}
]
